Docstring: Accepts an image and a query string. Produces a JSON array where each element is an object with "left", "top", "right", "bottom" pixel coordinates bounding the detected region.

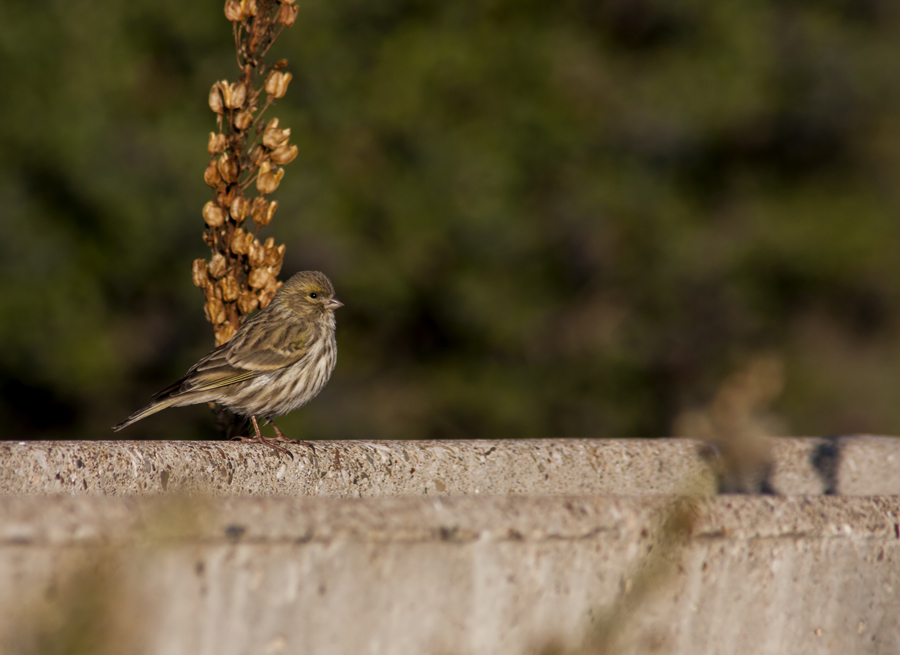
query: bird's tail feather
[{"left": 112, "top": 396, "right": 183, "bottom": 432}]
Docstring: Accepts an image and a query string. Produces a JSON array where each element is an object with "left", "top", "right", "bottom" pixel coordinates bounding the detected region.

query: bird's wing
[
  {"left": 151, "top": 320, "right": 310, "bottom": 400},
  {"left": 150, "top": 348, "right": 254, "bottom": 399},
  {"left": 222, "top": 320, "right": 311, "bottom": 372}
]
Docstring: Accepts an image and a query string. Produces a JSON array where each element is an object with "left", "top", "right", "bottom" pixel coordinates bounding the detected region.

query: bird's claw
[
  {"left": 270, "top": 424, "right": 316, "bottom": 453},
  {"left": 272, "top": 434, "right": 316, "bottom": 453},
  {"left": 237, "top": 434, "right": 294, "bottom": 459}
]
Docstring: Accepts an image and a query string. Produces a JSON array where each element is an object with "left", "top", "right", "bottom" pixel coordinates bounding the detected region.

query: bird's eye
[{"left": 309, "top": 292, "right": 318, "bottom": 299}]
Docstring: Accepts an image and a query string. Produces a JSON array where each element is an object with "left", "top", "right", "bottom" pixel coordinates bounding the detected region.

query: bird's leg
[
  {"left": 268, "top": 418, "right": 316, "bottom": 453},
  {"left": 239, "top": 415, "right": 293, "bottom": 458}
]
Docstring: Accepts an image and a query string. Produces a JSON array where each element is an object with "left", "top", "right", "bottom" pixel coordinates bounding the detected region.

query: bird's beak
[{"left": 327, "top": 297, "right": 344, "bottom": 310}]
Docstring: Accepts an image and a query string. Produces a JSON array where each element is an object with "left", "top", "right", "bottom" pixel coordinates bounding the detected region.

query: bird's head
[{"left": 276, "top": 271, "right": 343, "bottom": 318}]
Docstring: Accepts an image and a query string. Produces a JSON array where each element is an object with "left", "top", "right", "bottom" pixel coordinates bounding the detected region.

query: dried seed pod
[
  {"left": 262, "top": 119, "right": 290, "bottom": 148},
  {"left": 241, "top": 0, "right": 257, "bottom": 18},
  {"left": 248, "top": 267, "right": 271, "bottom": 289},
  {"left": 209, "top": 83, "right": 225, "bottom": 114},
  {"left": 252, "top": 199, "right": 276, "bottom": 227},
  {"left": 208, "top": 253, "right": 227, "bottom": 279},
  {"left": 269, "top": 143, "right": 298, "bottom": 165},
  {"left": 248, "top": 24, "right": 263, "bottom": 52},
  {"left": 232, "top": 82, "right": 247, "bottom": 107},
  {"left": 218, "top": 153, "right": 239, "bottom": 184},
  {"left": 251, "top": 202, "right": 269, "bottom": 227},
  {"left": 224, "top": 0, "right": 242, "bottom": 21},
  {"left": 258, "top": 289, "right": 275, "bottom": 308},
  {"left": 208, "top": 132, "right": 227, "bottom": 155},
  {"left": 257, "top": 167, "right": 284, "bottom": 195},
  {"left": 267, "top": 126, "right": 291, "bottom": 148},
  {"left": 250, "top": 196, "right": 269, "bottom": 224},
  {"left": 204, "top": 160, "right": 223, "bottom": 187},
  {"left": 230, "top": 228, "right": 247, "bottom": 255},
  {"left": 205, "top": 298, "right": 227, "bottom": 325},
  {"left": 265, "top": 275, "right": 282, "bottom": 294},
  {"left": 237, "top": 290, "right": 259, "bottom": 314},
  {"left": 265, "top": 71, "right": 292, "bottom": 98},
  {"left": 259, "top": 278, "right": 282, "bottom": 309},
  {"left": 192, "top": 259, "right": 210, "bottom": 288},
  {"left": 215, "top": 322, "right": 236, "bottom": 345},
  {"left": 268, "top": 257, "right": 283, "bottom": 278},
  {"left": 250, "top": 145, "right": 266, "bottom": 165},
  {"left": 230, "top": 196, "right": 248, "bottom": 223},
  {"left": 219, "top": 275, "right": 241, "bottom": 302},
  {"left": 248, "top": 238, "right": 267, "bottom": 267},
  {"left": 202, "top": 201, "right": 226, "bottom": 227},
  {"left": 223, "top": 82, "right": 247, "bottom": 109},
  {"left": 234, "top": 110, "right": 253, "bottom": 131},
  {"left": 276, "top": 3, "right": 298, "bottom": 27},
  {"left": 216, "top": 185, "right": 233, "bottom": 210},
  {"left": 264, "top": 240, "right": 286, "bottom": 266}
]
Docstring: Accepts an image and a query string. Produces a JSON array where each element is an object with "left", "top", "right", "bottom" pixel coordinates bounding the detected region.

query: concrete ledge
[
  {"left": 1, "top": 495, "right": 898, "bottom": 654},
  {"left": 2, "top": 437, "right": 899, "bottom": 496},
  {"left": 4, "top": 438, "right": 900, "bottom": 653}
]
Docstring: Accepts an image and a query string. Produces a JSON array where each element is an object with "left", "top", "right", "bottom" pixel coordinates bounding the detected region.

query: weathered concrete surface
[
  {"left": 1, "top": 494, "right": 898, "bottom": 655},
  {"left": 1, "top": 436, "right": 898, "bottom": 496}
]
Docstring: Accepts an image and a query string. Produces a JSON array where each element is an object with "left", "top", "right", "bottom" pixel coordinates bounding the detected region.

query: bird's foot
[
  {"left": 240, "top": 434, "right": 294, "bottom": 459},
  {"left": 270, "top": 422, "right": 316, "bottom": 453},
  {"left": 234, "top": 419, "right": 294, "bottom": 460}
]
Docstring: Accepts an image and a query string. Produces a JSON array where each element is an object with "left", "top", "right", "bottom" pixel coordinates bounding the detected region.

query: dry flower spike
[{"left": 195, "top": 0, "right": 298, "bottom": 362}]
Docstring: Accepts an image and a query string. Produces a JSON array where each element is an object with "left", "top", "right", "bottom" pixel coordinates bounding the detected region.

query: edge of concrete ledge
[
  {"left": 2, "top": 436, "right": 898, "bottom": 496},
  {"left": 2, "top": 494, "right": 899, "bottom": 546}
]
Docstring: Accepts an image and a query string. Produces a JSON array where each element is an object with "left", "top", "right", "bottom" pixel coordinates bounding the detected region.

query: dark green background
[{"left": 2, "top": 0, "right": 900, "bottom": 441}]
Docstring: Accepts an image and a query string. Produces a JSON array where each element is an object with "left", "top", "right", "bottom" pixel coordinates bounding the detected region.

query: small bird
[{"left": 113, "top": 271, "right": 342, "bottom": 455}]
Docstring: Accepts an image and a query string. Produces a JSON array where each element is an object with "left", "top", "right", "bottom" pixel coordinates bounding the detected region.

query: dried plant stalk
[
  {"left": 193, "top": 0, "right": 299, "bottom": 348},
  {"left": 191, "top": 0, "right": 299, "bottom": 436}
]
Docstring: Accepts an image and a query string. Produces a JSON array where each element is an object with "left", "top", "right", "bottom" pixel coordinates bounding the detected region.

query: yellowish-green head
[{"left": 276, "top": 271, "right": 342, "bottom": 317}]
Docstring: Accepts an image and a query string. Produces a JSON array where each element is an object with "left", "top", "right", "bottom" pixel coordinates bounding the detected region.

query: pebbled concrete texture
[
  {"left": 1, "top": 494, "right": 898, "bottom": 655},
  {"left": 1, "top": 436, "right": 899, "bottom": 496}
]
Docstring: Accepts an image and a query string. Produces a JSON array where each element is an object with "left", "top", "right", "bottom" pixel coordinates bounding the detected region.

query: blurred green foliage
[{"left": 2, "top": 0, "right": 900, "bottom": 441}]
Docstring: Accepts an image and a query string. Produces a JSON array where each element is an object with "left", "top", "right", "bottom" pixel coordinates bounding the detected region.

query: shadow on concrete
[{"left": 810, "top": 437, "right": 842, "bottom": 495}]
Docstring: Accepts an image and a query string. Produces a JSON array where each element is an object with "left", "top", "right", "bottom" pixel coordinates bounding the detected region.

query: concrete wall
[
  {"left": 2, "top": 494, "right": 899, "bottom": 655},
  {"left": 1, "top": 438, "right": 899, "bottom": 654}
]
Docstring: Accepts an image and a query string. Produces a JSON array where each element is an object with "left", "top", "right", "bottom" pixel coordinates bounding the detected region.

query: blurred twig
[
  {"left": 535, "top": 356, "right": 788, "bottom": 655},
  {"left": 5, "top": 497, "right": 211, "bottom": 655},
  {"left": 675, "top": 354, "right": 787, "bottom": 493},
  {"left": 582, "top": 496, "right": 702, "bottom": 655}
]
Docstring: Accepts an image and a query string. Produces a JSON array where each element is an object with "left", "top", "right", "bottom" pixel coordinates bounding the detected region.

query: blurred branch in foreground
[
  {"left": 675, "top": 355, "right": 787, "bottom": 494},
  {"left": 534, "top": 357, "right": 787, "bottom": 654}
]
